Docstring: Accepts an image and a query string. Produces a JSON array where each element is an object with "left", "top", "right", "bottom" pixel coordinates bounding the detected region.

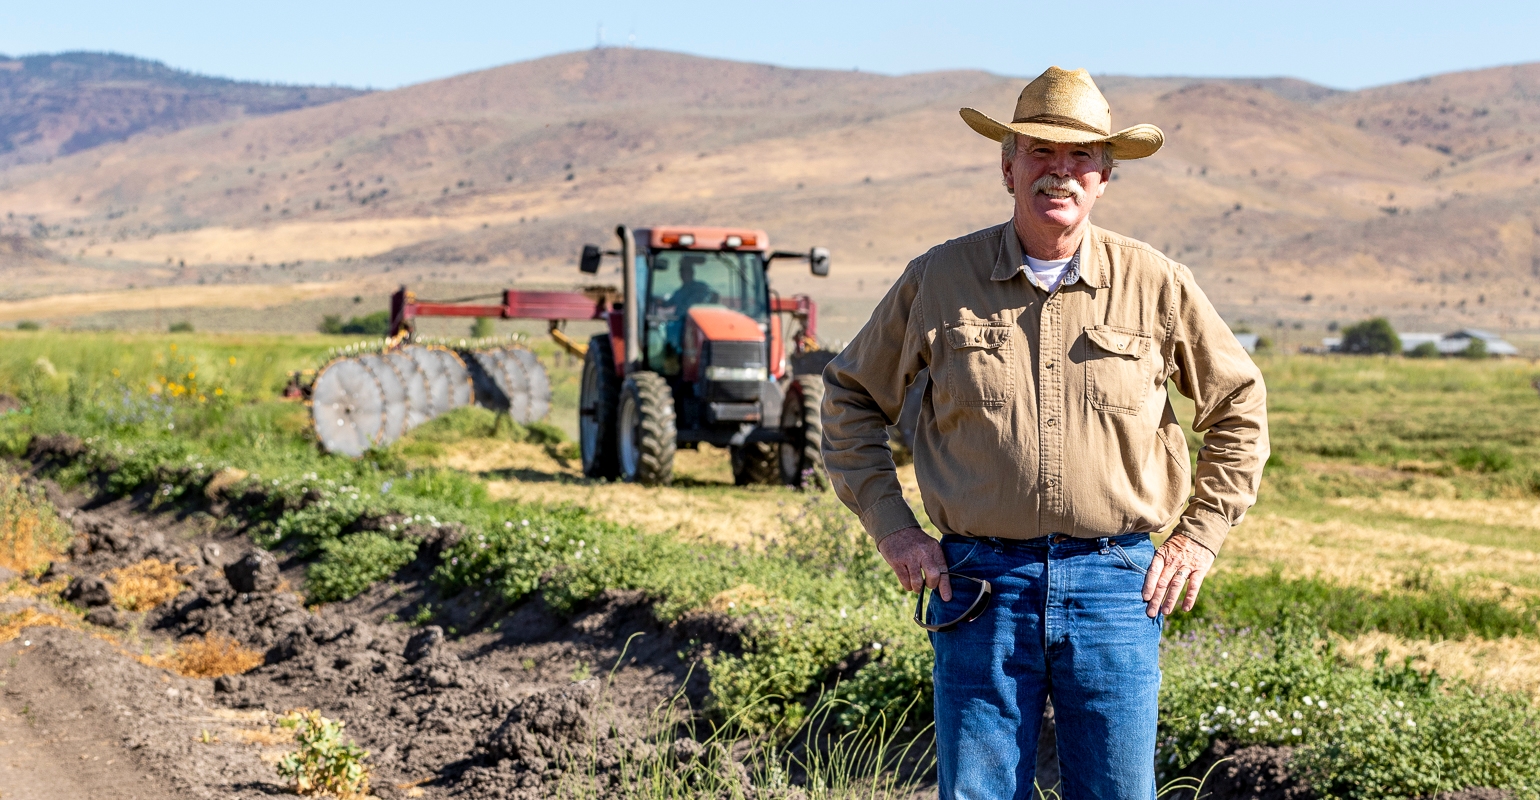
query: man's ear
[
  {"left": 1095, "top": 167, "right": 1112, "bottom": 198},
  {"left": 1001, "top": 154, "right": 1016, "bottom": 196}
]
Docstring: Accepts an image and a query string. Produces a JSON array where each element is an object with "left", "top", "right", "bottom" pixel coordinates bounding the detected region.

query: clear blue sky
[{"left": 2, "top": 1, "right": 1537, "bottom": 91}]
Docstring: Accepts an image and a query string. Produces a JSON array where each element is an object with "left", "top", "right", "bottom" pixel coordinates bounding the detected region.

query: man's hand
[
  {"left": 1142, "top": 533, "right": 1215, "bottom": 617},
  {"left": 877, "top": 527, "right": 951, "bottom": 602}
]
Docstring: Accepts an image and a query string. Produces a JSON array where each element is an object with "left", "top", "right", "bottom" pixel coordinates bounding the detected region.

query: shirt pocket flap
[
  {"left": 946, "top": 322, "right": 1012, "bottom": 350},
  {"left": 1085, "top": 325, "right": 1150, "bottom": 359}
]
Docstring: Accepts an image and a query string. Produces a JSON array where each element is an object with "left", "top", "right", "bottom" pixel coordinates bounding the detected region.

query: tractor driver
[{"left": 666, "top": 255, "right": 720, "bottom": 313}]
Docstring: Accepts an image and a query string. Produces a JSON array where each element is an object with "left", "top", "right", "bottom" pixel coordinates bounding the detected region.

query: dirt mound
[
  {"left": 458, "top": 680, "right": 601, "bottom": 797},
  {"left": 0, "top": 486, "right": 722, "bottom": 798}
]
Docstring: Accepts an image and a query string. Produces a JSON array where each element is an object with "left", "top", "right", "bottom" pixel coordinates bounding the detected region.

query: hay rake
[{"left": 307, "top": 340, "right": 549, "bottom": 457}]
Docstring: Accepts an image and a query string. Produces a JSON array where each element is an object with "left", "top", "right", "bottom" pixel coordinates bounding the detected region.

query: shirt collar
[
  {"left": 992, "top": 222, "right": 1106, "bottom": 288},
  {"left": 1020, "top": 250, "right": 1081, "bottom": 291}
]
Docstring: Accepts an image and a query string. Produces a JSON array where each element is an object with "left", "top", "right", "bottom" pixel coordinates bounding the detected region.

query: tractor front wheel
[
  {"left": 730, "top": 442, "right": 778, "bottom": 486},
  {"left": 579, "top": 335, "right": 620, "bottom": 479},
  {"left": 618, "top": 371, "right": 677, "bottom": 486},
  {"left": 779, "top": 374, "right": 826, "bottom": 489}
]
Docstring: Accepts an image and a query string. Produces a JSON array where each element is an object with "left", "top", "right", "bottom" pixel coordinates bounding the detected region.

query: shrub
[
  {"left": 340, "top": 311, "right": 390, "bottom": 336},
  {"left": 836, "top": 643, "right": 933, "bottom": 730},
  {"left": 318, "top": 311, "right": 389, "bottom": 336},
  {"left": 1408, "top": 341, "right": 1440, "bottom": 359},
  {"left": 1463, "top": 337, "right": 1489, "bottom": 359},
  {"left": 277, "top": 710, "right": 371, "bottom": 799},
  {"left": 306, "top": 533, "right": 419, "bottom": 603},
  {"left": 14, "top": 320, "right": 39, "bottom": 331},
  {"left": 108, "top": 558, "right": 193, "bottom": 611},
  {"left": 470, "top": 317, "right": 494, "bottom": 338},
  {"left": 0, "top": 466, "right": 74, "bottom": 574},
  {"left": 169, "top": 321, "right": 194, "bottom": 333},
  {"left": 1160, "top": 624, "right": 1540, "bottom": 798},
  {"left": 1341, "top": 317, "right": 1400, "bottom": 355},
  {"left": 160, "top": 632, "right": 264, "bottom": 678}
]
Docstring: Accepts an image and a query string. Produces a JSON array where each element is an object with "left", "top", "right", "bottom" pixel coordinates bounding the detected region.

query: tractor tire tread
[
  {"left": 580, "top": 335, "right": 621, "bottom": 479},
  {"left": 624, "top": 371, "right": 676, "bottom": 486},
  {"left": 731, "top": 442, "right": 778, "bottom": 486}
]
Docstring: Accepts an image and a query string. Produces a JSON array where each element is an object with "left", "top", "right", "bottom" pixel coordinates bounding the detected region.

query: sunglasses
[{"left": 912, "top": 573, "right": 993, "bottom": 632}]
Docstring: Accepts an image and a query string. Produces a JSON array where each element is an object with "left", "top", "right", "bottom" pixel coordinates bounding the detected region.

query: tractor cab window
[{"left": 644, "top": 250, "right": 768, "bottom": 375}]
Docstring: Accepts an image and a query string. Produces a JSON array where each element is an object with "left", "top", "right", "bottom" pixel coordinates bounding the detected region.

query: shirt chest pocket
[
  {"left": 1082, "top": 325, "right": 1154, "bottom": 414},
  {"left": 943, "top": 321, "right": 1015, "bottom": 407}
]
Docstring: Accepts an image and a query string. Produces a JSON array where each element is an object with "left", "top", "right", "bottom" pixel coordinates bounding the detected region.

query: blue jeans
[{"left": 929, "top": 532, "right": 1163, "bottom": 800}]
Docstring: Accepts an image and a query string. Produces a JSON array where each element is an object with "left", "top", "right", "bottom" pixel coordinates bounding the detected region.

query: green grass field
[{"left": 3, "top": 331, "right": 1540, "bottom": 798}]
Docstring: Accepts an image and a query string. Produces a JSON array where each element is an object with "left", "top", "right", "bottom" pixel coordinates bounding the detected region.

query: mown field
[{"left": 3, "top": 330, "right": 1540, "bottom": 798}]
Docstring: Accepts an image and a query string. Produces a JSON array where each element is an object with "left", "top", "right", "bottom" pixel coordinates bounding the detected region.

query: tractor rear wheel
[
  {"left": 579, "top": 335, "right": 620, "bottom": 479},
  {"left": 730, "top": 442, "right": 778, "bottom": 486},
  {"left": 618, "top": 371, "right": 676, "bottom": 486},
  {"left": 779, "top": 374, "right": 827, "bottom": 489}
]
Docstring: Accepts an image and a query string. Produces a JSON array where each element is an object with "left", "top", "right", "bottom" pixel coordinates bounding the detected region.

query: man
[
  {"left": 821, "top": 67, "right": 1268, "bottom": 798},
  {"left": 666, "top": 255, "right": 720, "bottom": 311}
]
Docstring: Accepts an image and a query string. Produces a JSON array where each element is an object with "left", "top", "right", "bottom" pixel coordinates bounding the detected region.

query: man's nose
[{"left": 1047, "top": 151, "right": 1077, "bottom": 174}]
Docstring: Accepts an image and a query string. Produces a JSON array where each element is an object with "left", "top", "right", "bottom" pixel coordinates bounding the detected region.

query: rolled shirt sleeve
[
  {"left": 1166, "top": 264, "right": 1270, "bottom": 554},
  {"left": 821, "top": 259, "right": 930, "bottom": 544}
]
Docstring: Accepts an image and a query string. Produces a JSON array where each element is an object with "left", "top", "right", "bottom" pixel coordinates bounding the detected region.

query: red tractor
[{"left": 387, "top": 224, "right": 833, "bottom": 487}]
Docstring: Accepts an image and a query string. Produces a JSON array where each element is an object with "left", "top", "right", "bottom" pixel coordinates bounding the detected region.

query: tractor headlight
[{"left": 706, "top": 366, "right": 767, "bottom": 382}]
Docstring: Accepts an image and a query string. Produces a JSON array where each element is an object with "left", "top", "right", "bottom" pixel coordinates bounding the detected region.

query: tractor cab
[
  {"left": 633, "top": 227, "right": 775, "bottom": 438},
  {"left": 640, "top": 236, "right": 770, "bottom": 378}
]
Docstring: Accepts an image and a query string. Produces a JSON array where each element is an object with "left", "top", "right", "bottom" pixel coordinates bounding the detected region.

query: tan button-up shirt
[{"left": 821, "top": 222, "right": 1268, "bottom": 554}]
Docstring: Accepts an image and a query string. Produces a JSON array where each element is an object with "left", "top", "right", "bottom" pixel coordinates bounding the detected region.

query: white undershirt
[{"left": 1023, "top": 254, "right": 1073, "bottom": 293}]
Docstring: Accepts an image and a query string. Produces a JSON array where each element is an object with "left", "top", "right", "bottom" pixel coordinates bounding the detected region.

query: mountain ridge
[
  {"left": 0, "top": 50, "right": 365, "bottom": 167},
  {"left": 0, "top": 48, "right": 1536, "bottom": 337}
]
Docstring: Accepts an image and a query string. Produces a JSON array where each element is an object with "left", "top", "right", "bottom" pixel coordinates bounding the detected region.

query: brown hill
[
  {"left": 0, "top": 51, "right": 364, "bottom": 167},
  {"left": 1, "top": 49, "right": 1537, "bottom": 338}
]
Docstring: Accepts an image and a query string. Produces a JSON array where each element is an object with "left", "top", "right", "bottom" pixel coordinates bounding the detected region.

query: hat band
[{"left": 1009, "top": 113, "right": 1109, "bottom": 137}]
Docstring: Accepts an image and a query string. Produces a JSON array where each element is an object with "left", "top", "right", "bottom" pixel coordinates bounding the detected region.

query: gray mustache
[{"left": 1030, "top": 175, "right": 1086, "bottom": 200}]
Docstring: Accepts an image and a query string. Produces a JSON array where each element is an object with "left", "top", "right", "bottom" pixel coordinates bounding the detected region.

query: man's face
[
  {"left": 680, "top": 262, "right": 695, "bottom": 284},
  {"left": 1002, "top": 137, "right": 1111, "bottom": 232}
]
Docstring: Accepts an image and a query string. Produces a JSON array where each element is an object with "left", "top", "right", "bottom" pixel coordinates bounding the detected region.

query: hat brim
[{"left": 960, "top": 107, "right": 1163, "bottom": 161}]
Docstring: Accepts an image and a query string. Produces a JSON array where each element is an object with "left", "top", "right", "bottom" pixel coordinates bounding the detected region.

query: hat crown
[{"left": 1012, "top": 66, "right": 1111, "bottom": 136}]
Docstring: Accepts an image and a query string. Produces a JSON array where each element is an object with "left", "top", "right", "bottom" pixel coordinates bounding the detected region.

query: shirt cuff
[
  {"left": 1170, "top": 506, "right": 1230, "bottom": 555},
  {"left": 858, "top": 496, "right": 921, "bottom": 545}
]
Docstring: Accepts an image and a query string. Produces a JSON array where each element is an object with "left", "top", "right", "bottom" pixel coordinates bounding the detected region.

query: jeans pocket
[
  {"left": 941, "top": 539, "right": 984, "bottom": 573},
  {"left": 1111, "top": 543, "right": 1149, "bottom": 575}
]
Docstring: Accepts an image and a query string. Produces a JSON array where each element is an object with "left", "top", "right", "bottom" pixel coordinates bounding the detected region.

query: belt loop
[{"left": 1098, "top": 537, "right": 1110, "bottom": 555}]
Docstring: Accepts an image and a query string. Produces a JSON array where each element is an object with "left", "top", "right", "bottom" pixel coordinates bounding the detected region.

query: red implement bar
[{"left": 390, "top": 286, "right": 606, "bottom": 337}]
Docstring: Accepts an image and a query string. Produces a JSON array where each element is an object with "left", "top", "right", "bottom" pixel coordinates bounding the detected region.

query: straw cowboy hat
[{"left": 961, "top": 66, "right": 1164, "bottom": 160}]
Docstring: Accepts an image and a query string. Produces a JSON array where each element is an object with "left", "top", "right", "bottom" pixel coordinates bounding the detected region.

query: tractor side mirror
[
  {"left": 580, "top": 244, "right": 603, "bottom": 274},
  {"left": 809, "top": 247, "right": 831, "bottom": 277}
]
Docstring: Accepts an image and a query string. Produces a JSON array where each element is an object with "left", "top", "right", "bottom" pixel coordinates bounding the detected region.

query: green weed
[
  {"left": 277, "top": 709, "right": 371, "bottom": 799},
  {"left": 306, "top": 533, "right": 419, "bottom": 604}
]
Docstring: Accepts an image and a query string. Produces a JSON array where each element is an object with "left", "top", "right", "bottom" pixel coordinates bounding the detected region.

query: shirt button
[
  {"left": 1044, "top": 362, "right": 1055, "bottom": 369},
  {"left": 1045, "top": 418, "right": 1056, "bottom": 426}
]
